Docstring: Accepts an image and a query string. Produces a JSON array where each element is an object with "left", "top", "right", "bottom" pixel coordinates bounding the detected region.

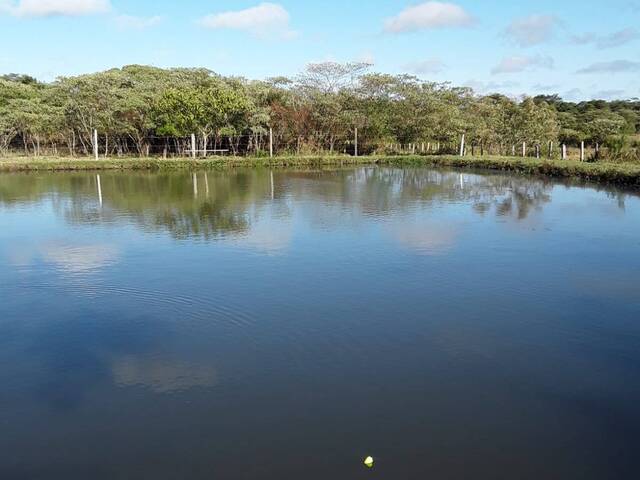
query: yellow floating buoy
[{"left": 364, "top": 456, "right": 374, "bottom": 468}]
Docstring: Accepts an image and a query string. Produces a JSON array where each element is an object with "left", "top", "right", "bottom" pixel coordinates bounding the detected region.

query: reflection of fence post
[
  {"left": 271, "top": 171, "right": 274, "bottom": 200},
  {"left": 580, "top": 141, "right": 585, "bottom": 162},
  {"left": 191, "top": 134, "right": 196, "bottom": 159},
  {"left": 93, "top": 129, "right": 98, "bottom": 160},
  {"left": 193, "top": 173, "right": 198, "bottom": 197},
  {"left": 96, "top": 174, "right": 102, "bottom": 206},
  {"left": 459, "top": 134, "right": 465, "bottom": 157},
  {"left": 269, "top": 128, "right": 273, "bottom": 158},
  {"left": 354, "top": 128, "right": 358, "bottom": 157}
]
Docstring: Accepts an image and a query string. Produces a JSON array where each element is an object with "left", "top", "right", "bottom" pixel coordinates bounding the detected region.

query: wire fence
[{"left": 1, "top": 130, "right": 630, "bottom": 162}]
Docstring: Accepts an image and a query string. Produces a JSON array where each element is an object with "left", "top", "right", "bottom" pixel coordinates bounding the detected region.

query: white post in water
[
  {"left": 204, "top": 174, "right": 209, "bottom": 197},
  {"left": 96, "top": 174, "right": 102, "bottom": 206},
  {"left": 354, "top": 128, "right": 358, "bottom": 157},
  {"left": 459, "top": 134, "right": 465, "bottom": 157},
  {"left": 93, "top": 129, "right": 98, "bottom": 160},
  {"left": 580, "top": 141, "right": 585, "bottom": 162},
  {"left": 193, "top": 173, "right": 198, "bottom": 197},
  {"left": 269, "top": 128, "right": 273, "bottom": 158},
  {"left": 191, "top": 134, "right": 196, "bottom": 159}
]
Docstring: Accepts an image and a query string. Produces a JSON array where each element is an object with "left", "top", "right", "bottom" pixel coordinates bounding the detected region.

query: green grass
[{"left": 1, "top": 154, "right": 640, "bottom": 188}]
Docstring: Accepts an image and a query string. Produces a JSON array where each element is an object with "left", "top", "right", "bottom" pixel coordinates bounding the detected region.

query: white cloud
[
  {"left": 593, "top": 89, "right": 627, "bottom": 100},
  {"left": 357, "top": 51, "right": 376, "bottom": 65},
  {"left": 491, "top": 55, "right": 554, "bottom": 74},
  {"left": 577, "top": 60, "right": 640, "bottom": 74},
  {"left": 464, "top": 80, "right": 520, "bottom": 95},
  {"left": 573, "top": 27, "right": 639, "bottom": 48},
  {"left": 115, "top": 14, "right": 162, "bottom": 30},
  {"left": 405, "top": 58, "right": 446, "bottom": 74},
  {"left": 384, "top": 1, "right": 474, "bottom": 34},
  {"left": 532, "top": 83, "right": 561, "bottom": 91},
  {"left": 504, "top": 14, "right": 559, "bottom": 47},
  {"left": 562, "top": 88, "right": 583, "bottom": 101},
  {"left": 2, "top": 0, "right": 110, "bottom": 17},
  {"left": 198, "top": 2, "right": 296, "bottom": 39}
]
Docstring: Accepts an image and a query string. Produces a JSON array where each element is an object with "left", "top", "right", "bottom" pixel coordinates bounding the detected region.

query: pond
[{"left": 1, "top": 167, "right": 639, "bottom": 479}]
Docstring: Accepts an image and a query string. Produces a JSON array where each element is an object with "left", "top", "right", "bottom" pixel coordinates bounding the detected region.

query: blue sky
[{"left": 0, "top": 0, "right": 639, "bottom": 100}]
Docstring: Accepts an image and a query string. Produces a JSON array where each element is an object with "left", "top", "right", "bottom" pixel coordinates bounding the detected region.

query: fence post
[
  {"left": 580, "top": 141, "right": 585, "bottom": 162},
  {"left": 191, "top": 134, "right": 196, "bottom": 159},
  {"left": 459, "top": 134, "right": 465, "bottom": 157},
  {"left": 562, "top": 144, "right": 567, "bottom": 160},
  {"left": 354, "top": 128, "right": 358, "bottom": 157},
  {"left": 93, "top": 129, "right": 98, "bottom": 160},
  {"left": 522, "top": 142, "right": 526, "bottom": 158},
  {"left": 548, "top": 141, "right": 553, "bottom": 159},
  {"left": 269, "top": 128, "right": 273, "bottom": 158}
]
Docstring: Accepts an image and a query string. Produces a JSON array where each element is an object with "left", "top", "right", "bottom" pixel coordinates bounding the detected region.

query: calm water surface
[{"left": 1, "top": 167, "right": 639, "bottom": 479}]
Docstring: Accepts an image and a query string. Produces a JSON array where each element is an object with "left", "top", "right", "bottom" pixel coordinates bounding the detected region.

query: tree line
[{"left": 1, "top": 63, "right": 638, "bottom": 161}]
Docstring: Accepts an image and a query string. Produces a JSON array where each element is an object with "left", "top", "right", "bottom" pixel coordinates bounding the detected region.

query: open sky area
[{"left": 1, "top": 0, "right": 639, "bottom": 100}]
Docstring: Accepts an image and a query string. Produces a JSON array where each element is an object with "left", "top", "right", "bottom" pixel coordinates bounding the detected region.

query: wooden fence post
[
  {"left": 562, "top": 144, "right": 567, "bottom": 160},
  {"left": 354, "top": 128, "right": 358, "bottom": 157},
  {"left": 191, "top": 134, "right": 196, "bottom": 159},
  {"left": 93, "top": 129, "right": 98, "bottom": 160},
  {"left": 580, "top": 141, "right": 585, "bottom": 162},
  {"left": 459, "top": 134, "right": 465, "bottom": 157},
  {"left": 269, "top": 128, "right": 273, "bottom": 158},
  {"left": 522, "top": 142, "right": 526, "bottom": 158}
]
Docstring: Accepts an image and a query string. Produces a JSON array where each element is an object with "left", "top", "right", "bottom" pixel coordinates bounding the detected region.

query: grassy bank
[{"left": 2, "top": 155, "right": 640, "bottom": 188}]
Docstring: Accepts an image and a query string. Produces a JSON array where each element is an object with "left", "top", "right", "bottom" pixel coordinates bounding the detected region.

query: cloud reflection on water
[{"left": 111, "top": 355, "right": 218, "bottom": 394}]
